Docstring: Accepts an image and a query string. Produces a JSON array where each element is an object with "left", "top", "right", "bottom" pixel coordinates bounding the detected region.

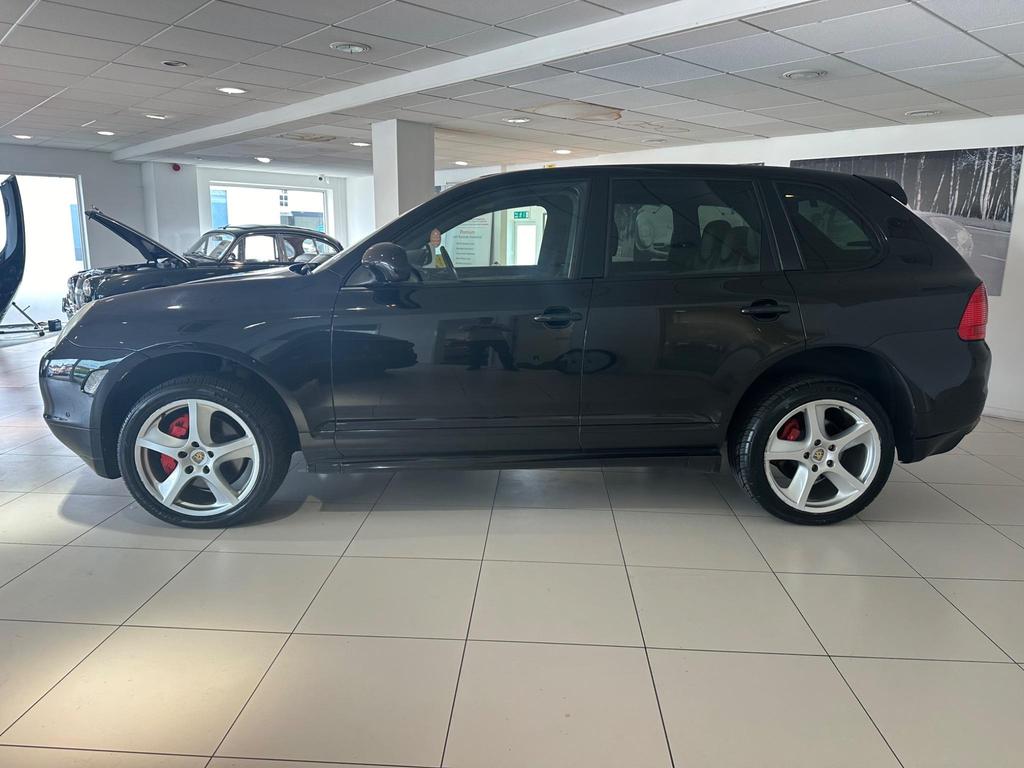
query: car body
[
  {"left": 62, "top": 210, "right": 342, "bottom": 316},
  {"left": 29, "top": 165, "right": 990, "bottom": 527},
  {"left": 1, "top": 177, "right": 25, "bottom": 323}
]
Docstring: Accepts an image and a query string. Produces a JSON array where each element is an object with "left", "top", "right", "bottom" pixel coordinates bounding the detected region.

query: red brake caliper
[
  {"left": 778, "top": 416, "right": 803, "bottom": 442},
  {"left": 159, "top": 414, "right": 189, "bottom": 475}
]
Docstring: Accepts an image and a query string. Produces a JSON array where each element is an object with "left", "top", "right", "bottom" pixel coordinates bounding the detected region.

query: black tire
[
  {"left": 117, "top": 374, "right": 292, "bottom": 527},
  {"left": 730, "top": 377, "right": 894, "bottom": 525}
]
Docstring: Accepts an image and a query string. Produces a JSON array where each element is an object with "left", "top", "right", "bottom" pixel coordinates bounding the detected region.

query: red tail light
[{"left": 958, "top": 283, "right": 988, "bottom": 341}]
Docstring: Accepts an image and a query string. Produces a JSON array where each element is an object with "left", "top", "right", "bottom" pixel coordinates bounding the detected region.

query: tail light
[{"left": 958, "top": 283, "right": 988, "bottom": 341}]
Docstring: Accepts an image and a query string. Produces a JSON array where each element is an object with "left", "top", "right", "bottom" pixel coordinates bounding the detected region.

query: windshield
[{"left": 184, "top": 231, "right": 237, "bottom": 261}]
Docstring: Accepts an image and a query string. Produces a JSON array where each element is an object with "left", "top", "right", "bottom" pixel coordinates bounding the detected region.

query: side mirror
[{"left": 361, "top": 242, "right": 411, "bottom": 283}]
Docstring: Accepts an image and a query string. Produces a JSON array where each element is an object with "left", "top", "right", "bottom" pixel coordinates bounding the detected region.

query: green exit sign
[{"left": 513, "top": 210, "right": 529, "bottom": 219}]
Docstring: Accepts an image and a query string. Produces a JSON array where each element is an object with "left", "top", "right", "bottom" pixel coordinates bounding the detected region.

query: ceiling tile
[
  {"left": 340, "top": 1, "right": 485, "bottom": 46},
  {"left": 596, "top": 0, "right": 675, "bottom": 10},
  {"left": 636, "top": 99, "right": 733, "bottom": 120},
  {"left": 382, "top": 46, "right": 464, "bottom": 70},
  {"left": 744, "top": 0, "right": 904, "bottom": 31},
  {"left": 584, "top": 55, "right": 718, "bottom": 86},
  {"left": 409, "top": 0, "right": 569, "bottom": 25},
  {"left": 675, "top": 32, "right": 820, "bottom": 71},
  {"left": 92, "top": 62, "right": 199, "bottom": 87},
  {"left": 420, "top": 80, "right": 498, "bottom": 98},
  {"left": 479, "top": 64, "right": 565, "bottom": 86},
  {"left": 919, "top": 0, "right": 1024, "bottom": 30},
  {"left": 0, "top": 46, "right": 104, "bottom": 75},
  {"left": 176, "top": 2, "right": 324, "bottom": 45},
  {"left": 3, "top": 26, "right": 133, "bottom": 61},
  {"left": 588, "top": 87, "right": 685, "bottom": 109},
  {"left": 844, "top": 33, "right": 997, "bottom": 71},
  {"left": 248, "top": 47, "right": 358, "bottom": 77},
  {"left": 22, "top": 1, "right": 166, "bottom": 44},
  {"left": 460, "top": 88, "right": 557, "bottom": 109},
  {"left": 55, "top": 0, "right": 208, "bottom": 23},
  {"left": 891, "top": 57, "right": 1024, "bottom": 89},
  {"left": 213, "top": 63, "right": 317, "bottom": 89},
  {"left": 701, "top": 87, "right": 814, "bottom": 110},
  {"left": 650, "top": 73, "right": 771, "bottom": 99},
  {"left": 973, "top": 22, "right": 1024, "bottom": 55},
  {"left": 959, "top": 93, "right": 1024, "bottom": 115},
  {"left": 515, "top": 72, "right": 629, "bottom": 98},
  {"left": 784, "top": 72, "right": 910, "bottom": 99},
  {"left": 74, "top": 76, "right": 170, "bottom": 97},
  {"left": 735, "top": 55, "right": 875, "bottom": 85},
  {"left": 636, "top": 20, "right": 762, "bottom": 54},
  {"left": 235, "top": 0, "right": 386, "bottom": 24},
  {"left": 0, "top": 1, "right": 32, "bottom": 24},
  {"left": 113, "top": 46, "right": 234, "bottom": 76},
  {"left": 288, "top": 26, "right": 419, "bottom": 62},
  {"left": 0, "top": 63, "right": 82, "bottom": 86},
  {"left": 500, "top": 1, "right": 619, "bottom": 36},
  {"left": 332, "top": 63, "right": 406, "bottom": 83},
  {"left": 147, "top": 27, "right": 275, "bottom": 60},
  {"left": 407, "top": 99, "right": 497, "bottom": 118},
  {"left": 549, "top": 44, "right": 652, "bottom": 72},
  {"left": 753, "top": 100, "right": 865, "bottom": 120},
  {"left": 796, "top": 112, "right": 898, "bottom": 130},
  {"left": 436, "top": 26, "right": 532, "bottom": 56},
  {"left": 776, "top": 4, "right": 950, "bottom": 52}
]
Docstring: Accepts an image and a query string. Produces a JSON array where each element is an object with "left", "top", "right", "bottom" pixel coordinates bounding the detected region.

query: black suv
[{"left": 25, "top": 166, "right": 990, "bottom": 528}]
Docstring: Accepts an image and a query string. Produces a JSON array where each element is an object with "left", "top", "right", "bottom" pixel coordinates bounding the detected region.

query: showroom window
[
  {"left": 609, "top": 177, "right": 764, "bottom": 276},
  {"left": 209, "top": 184, "right": 328, "bottom": 232},
  {"left": 777, "top": 182, "right": 881, "bottom": 271},
  {"left": 395, "top": 181, "right": 586, "bottom": 282}
]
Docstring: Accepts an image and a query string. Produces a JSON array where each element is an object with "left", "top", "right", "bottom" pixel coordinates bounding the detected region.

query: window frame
[
  {"left": 602, "top": 172, "right": 779, "bottom": 281},
  {"left": 772, "top": 180, "right": 887, "bottom": 273}
]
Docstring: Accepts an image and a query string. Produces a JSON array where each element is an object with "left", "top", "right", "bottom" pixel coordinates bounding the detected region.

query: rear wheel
[
  {"left": 731, "top": 378, "right": 894, "bottom": 524},
  {"left": 117, "top": 375, "right": 291, "bottom": 527}
]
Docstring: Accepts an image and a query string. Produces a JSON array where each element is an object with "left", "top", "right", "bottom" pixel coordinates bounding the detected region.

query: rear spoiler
[{"left": 856, "top": 174, "right": 908, "bottom": 205}]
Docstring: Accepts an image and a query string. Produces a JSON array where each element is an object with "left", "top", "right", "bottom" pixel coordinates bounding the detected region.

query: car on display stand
[
  {"left": 63, "top": 209, "right": 342, "bottom": 316},
  {"left": 19, "top": 165, "right": 990, "bottom": 529}
]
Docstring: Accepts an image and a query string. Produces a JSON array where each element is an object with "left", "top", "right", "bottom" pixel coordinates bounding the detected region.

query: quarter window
[
  {"left": 778, "top": 183, "right": 881, "bottom": 270},
  {"left": 609, "top": 177, "right": 765, "bottom": 276}
]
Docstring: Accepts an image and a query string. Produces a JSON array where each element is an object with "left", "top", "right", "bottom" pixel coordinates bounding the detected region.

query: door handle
[
  {"left": 740, "top": 300, "right": 791, "bottom": 319},
  {"left": 532, "top": 307, "right": 583, "bottom": 327}
]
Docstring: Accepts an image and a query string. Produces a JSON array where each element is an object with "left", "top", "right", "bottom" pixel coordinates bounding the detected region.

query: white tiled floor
[{"left": 3, "top": 335, "right": 1024, "bottom": 766}]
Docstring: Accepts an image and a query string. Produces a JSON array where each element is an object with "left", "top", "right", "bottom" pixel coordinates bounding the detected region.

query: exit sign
[{"left": 513, "top": 210, "right": 529, "bottom": 219}]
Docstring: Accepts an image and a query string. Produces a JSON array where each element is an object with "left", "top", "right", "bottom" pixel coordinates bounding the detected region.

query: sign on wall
[{"left": 442, "top": 213, "right": 493, "bottom": 267}]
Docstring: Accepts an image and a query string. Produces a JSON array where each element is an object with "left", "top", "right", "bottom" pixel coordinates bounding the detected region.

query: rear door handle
[
  {"left": 740, "top": 300, "right": 791, "bottom": 319},
  {"left": 533, "top": 307, "right": 583, "bottom": 327}
]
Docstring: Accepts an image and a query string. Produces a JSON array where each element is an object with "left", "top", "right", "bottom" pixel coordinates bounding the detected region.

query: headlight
[{"left": 54, "top": 300, "right": 95, "bottom": 346}]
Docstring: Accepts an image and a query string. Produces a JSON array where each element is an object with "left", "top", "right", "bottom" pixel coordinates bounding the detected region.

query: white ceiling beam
[{"left": 112, "top": 0, "right": 812, "bottom": 162}]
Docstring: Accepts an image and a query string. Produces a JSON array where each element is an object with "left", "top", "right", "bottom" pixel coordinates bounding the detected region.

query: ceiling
[{"left": 2, "top": 0, "right": 1024, "bottom": 174}]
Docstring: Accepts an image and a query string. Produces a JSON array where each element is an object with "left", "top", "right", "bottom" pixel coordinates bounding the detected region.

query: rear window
[{"left": 778, "top": 182, "right": 881, "bottom": 270}]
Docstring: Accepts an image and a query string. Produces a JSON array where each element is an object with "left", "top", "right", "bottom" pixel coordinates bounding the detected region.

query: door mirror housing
[{"left": 360, "top": 242, "right": 412, "bottom": 283}]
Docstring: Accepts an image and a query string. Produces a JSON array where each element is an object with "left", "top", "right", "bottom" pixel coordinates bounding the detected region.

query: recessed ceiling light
[
  {"left": 96, "top": 130, "right": 115, "bottom": 136},
  {"left": 905, "top": 109, "right": 941, "bottom": 118},
  {"left": 350, "top": 141, "right": 370, "bottom": 147},
  {"left": 144, "top": 114, "right": 167, "bottom": 120},
  {"left": 217, "top": 86, "right": 247, "bottom": 95},
  {"left": 254, "top": 156, "right": 271, "bottom": 163},
  {"left": 453, "top": 160, "right": 469, "bottom": 166},
  {"left": 641, "top": 137, "right": 668, "bottom": 144},
  {"left": 12, "top": 134, "right": 32, "bottom": 140},
  {"left": 162, "top": 60, "right": 188, "bottom": 68},
  {"left": 504, "top": 117, "right": 531, "bottom": 124},
  {"left": 329, "top": 41, "right": 372, "bottom": 54},
  {"left": 553, "top": 149, "right": 572, "bottom": 155},
  {"left": 782, "top": 69, "right": 828, "bottom": 80}
]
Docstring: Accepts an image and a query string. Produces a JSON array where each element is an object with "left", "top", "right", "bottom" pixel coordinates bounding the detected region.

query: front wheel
[
  {"left": 117, "top": 375, "right": 291, "bottom": 527},
  {"left": 731, "top": 378, "right": 894, "bottom": 525}
]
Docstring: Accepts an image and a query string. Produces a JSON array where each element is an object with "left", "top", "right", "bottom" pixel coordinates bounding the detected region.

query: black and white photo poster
[{"left": 793, "top": 146, "right": 1023, "bottom": 294}]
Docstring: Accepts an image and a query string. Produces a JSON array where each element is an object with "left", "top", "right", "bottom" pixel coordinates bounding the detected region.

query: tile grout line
[
  {"left": 925, "top": 473, "right": 1024, "bottom": 553},
  {"left": 604, "top": 468, "right": 677, "bottom": 768}
]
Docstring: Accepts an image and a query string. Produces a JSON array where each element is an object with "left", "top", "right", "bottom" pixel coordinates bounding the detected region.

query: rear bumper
[{"left": 904, "top": 422, "right": 977, "bottom": 462}]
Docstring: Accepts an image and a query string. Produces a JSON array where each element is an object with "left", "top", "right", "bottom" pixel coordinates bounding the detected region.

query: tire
[
  {"left": 730, "top": 377, "right": 894, "bottom": 525},
  {"left": 117, "top": 375, "right": 292, "bottom": 527}
]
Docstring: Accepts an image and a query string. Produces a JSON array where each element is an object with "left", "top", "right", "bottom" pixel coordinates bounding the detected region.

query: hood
[{"left": 86, "top": 209, "right": 186, "bottom": 264}]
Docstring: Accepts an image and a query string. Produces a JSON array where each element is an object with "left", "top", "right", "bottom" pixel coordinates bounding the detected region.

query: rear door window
[{"left": 777, "top": 182, "right": 881, "bottom": 270}]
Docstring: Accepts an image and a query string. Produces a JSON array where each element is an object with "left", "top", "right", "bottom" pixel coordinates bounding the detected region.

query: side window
[
  {"left": 394, "top": 181, "right": 586, "bottom": 281},
  {"left": 777, "top": 183, "right": 881, "bottom": 270},
  {"left": 609, "top": 177, "right": 764, "bottom": 276},
  {"left": 240, "top": 234, "right": 278, "bottom": 263}
]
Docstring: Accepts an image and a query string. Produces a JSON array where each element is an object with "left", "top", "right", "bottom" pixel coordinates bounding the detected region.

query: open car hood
[
  {"left": 85, "top": 209, "right": 186, "bottom": 264},
  {"left": 1, "top": 176, "right": 26, "bottom": 322}
]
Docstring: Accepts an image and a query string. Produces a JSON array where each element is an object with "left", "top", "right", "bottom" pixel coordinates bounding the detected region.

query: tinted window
[
  {"left": 188, "top": 232, "right": 235, "bottom": 259},
  {"left": 609, "top": 177, "right": 764, "bottom": 276},
  {"left": 778, "top": 182, "right": 881, "bottom": 270},
  {"left": 281, "top": 235, "right": 339, "bottom": 262},
  {"left": 395, "top": 181, "right": 586, "bottom": 282}
]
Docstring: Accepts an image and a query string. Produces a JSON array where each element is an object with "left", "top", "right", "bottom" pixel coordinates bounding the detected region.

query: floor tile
[
  {"left": 444, "top": 641, "right": 671, "bottom": 768},
  {"left": 210, "top": 761, "right": 373, "bottom": 768},
  {"left": 209, "top": 502, "right": 368, "bottom": 555},
  {"left": 836, "top": 657, "right": 1024, "bottom": 768},
  {"left": 0, "top": 546, "right": 194, "bottom": 624},
  {"left": 933, "top": 579, "right": 1024, "bottom": 662},
  {"left": 858, "top": 482, "right": 980, "bottom": 524},
  {"left": 376, "top": 469, "right": 498, "bottom": 508},
  {"left": 711, "top": 475, "right": 766, "bottom": 514},
  {"left": 867, "top": 522, "right": 1024, "bottom": 579},
  {"left": 651, "top": 650, "right": 900, "bottom": 768},
  {"left": 903, "top": 453, "right": 1022, "bottom": 485},
  {"left": 997, "top": 525, "right": 1024, "bottom": 547},
  {"left": 0, "top": 747, "right": 206, "bottom": 767},
  {"left": 930, "top": 483, "right": 1024, "bottom": 525},
  {"left": 494, "top": 468, "right": 610, "bottom": 509},
  {"left": 630, "top": 567, "right": 822, "bottom": 654},
  {"left": 604, "top": 469, "right": 731, "bottom": 512},
  {"left": 0, "top": 620, "right": 111, "bottom": 732},
  {"left": 485, "top": 506, "right": 623, "bottom": 564},
  {"left": 129, "top": 551, "right": 335, "bottom": 632},
  {"left": 978, "top": 454, "right": 1024, "bottom": 481},
  {"left": 2, "top": 432, "right": 77, "bottom": 457},
  {"left": 0, "top": 493, "right": 128, "bottom": 545},
  {"left": 470, "top": 560, "right": 641, "bottom": 645},
  {"left": 616, "top": 510, "right": 769, "bottom": 570},
  {"left": 0, "top": 427, "right": 49, "bottom": 453},
  {"left": 888, "top": 464, "right": 923, "bottom": 482},
  {"left": 741, "top": 517, "right": 915, "bottom": 576},
  {"left": 0, "top": 490, "right": 20, "bottom": 506},
  {"left": 780, "top": 573, "right": 1007, "bottom": 661},
  {"left": 0, "top": 455, "right": 83, "bottom": 493},
  {"left": 218, "top": 635, "right": 462, "bottom": 766},
  {"left": 0, "top": 543, "right": 58, "bottom": 585},
  {"left": 31, "top": 465, "right": 131, "bottom": 496},
  {"left": 346, "top": 506, "right": 490, "bottom": 559},
  {"left": 298, "top": 556, "right": 479, "bottom": 638},
  {"left": 983, "top": 416, "right": 1024, "bottom": 433},
  {"left": 1, "top": 626, "right": 284, "bottom": 755},
  {"left": 960, "top": 431, "right": 1024, "bottom": 456},
  {"left": 269, "top": 470, "right": 392, "bottom": 504},
  {"left": 71, "top": 503, "right": 225, "bottom": 550}
]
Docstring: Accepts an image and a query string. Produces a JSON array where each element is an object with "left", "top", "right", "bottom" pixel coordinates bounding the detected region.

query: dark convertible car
[
  {"left": 63, "top": 210, "right": 342, "bottom": 316},
  {"left": 26, "top": 166, "right": 989, "bottom": 528}
]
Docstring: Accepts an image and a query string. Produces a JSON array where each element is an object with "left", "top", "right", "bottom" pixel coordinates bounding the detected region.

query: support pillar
[{"left": 371, "top": 119, "right": 435, "bottom": 227}]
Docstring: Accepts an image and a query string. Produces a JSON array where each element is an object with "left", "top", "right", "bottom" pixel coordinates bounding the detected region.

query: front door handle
[
  {"left": 740, "top": 300, "right": 791, "bottom": 319},
  {"left": 532, "top": 306, "right": 583, "bottom": 328}
]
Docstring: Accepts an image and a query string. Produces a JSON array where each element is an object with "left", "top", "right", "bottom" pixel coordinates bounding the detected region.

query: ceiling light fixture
[
  {"left": 350, "top": 141, "right": 370, "bottom": 147},
  {"left": 254, "top": 156, "right": 272, "bottom": 163},
  {"left": 905, "top": 109, "right": 941, "bottom": 118},
  {"left": 782, "top": 69, "right": 828, "bottom": 80},
  {"left": 641, "top": 137, "right": 668, "bottom": 144},
  {"left": 504, "top": 117, "right": 531, "bottom": 124},
  {"left": 162, "top": 60, "right": 188, "bottom": 68},
  {"left": 12, "top": 134, "right": 32, "bottom": 140},
  {"left": 453, "top": 160, "right": 469, "bottom": 166},
  {"left": 330, "top": 41, "right": 372, "bottom": 54},
  {"left": 96, "top": 130, "right": 115, "bottom": 136},
  {"left": 217, "top": 86, "right": 247, "bottom": 95},
  {"left": 81, "top": 120, "right": 96, "bottom": 127},
  {"left": 145, "top": 114, "right": 167, "bottom": 120},
  {"left": 553, "top": 149, "right": 572, "bottom": 155}
]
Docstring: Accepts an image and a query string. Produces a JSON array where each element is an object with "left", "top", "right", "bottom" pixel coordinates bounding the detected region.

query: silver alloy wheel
[
  {"left": 763, "top": 399, "right": 881, "bottom": 514},
  {"left": 133, "top": 398, "right": 260, "bottom": 517}
]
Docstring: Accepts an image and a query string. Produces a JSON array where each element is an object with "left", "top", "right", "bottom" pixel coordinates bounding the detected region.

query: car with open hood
[{"left": 63, "top": 210, "right": 342, "bottom": 316}]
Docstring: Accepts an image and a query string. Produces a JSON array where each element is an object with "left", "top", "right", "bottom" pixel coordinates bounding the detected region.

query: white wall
[
  {"left": 0, "top": 144, "right": 145, "bottom": 267},
  {"left": 546, "top": 114, "right": 1024, "bottom": 419},
  {"left": 142, "top": 161, "right": 201, "bottom": 256}
]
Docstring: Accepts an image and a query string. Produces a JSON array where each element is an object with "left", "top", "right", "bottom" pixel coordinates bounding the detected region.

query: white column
[{"left": 371, "top": 119, "right": 435, "bottom": 227}]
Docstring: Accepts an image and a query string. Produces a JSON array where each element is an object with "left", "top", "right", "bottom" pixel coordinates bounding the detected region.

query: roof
[{"left": 215, "top": 225, "right": 338, "bottom": 239}]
